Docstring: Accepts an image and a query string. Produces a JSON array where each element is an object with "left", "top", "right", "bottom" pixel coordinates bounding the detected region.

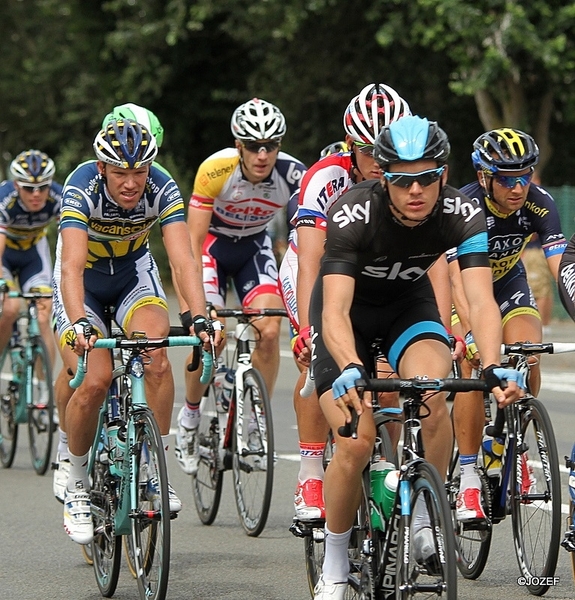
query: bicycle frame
[
  {"left": 72, "top": 335, "right": 212, "bottom": 535},
  {"left": 9, "top": 291, "right": 52, "bottom": 424}
]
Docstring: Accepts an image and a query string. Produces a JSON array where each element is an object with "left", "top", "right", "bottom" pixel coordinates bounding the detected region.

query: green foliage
[{"left": 2, "top": 0, "right": 575, "bottom": 222}]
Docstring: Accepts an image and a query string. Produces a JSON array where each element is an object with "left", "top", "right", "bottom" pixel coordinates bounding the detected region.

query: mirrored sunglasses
[
  {"left": 383, "top": 166, "right": 445, "bottom": 188},
  {"left": 19, "top": 182, "right": 51, "bottom": 193},
  {"left": 493, "top": 170, "right": 533, "bottom": 189},
  {"left": 354, "top": 142, "right": 375, "bottom": 157},
  {"left": 242, "top": 140, "right": 281, "bottom": 154}
]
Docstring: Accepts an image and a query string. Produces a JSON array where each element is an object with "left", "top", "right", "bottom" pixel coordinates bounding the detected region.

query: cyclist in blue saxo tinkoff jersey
[
  {"left": 448, "top": 128, "right": 566, "bottom": 524},
  {"left": 53, "top": 119, "right": 220, "bottom": 544}
]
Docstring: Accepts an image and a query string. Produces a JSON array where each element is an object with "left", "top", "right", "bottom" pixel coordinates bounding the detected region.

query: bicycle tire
[
  {"left": 347, "top": 421, "right": 395, "bottom": 599},
  {"left": 81, "top": 541, "right": 94, "bottom": 566},
  {"left": 447, "top": 447, "right": 492, "bottom": 579},
  {"left": 132, "top": 408, "right": 171, "bottom": 600},
  {"left": 90, "top": 441, "right": 122, "bottom": 597},
  {"left": 510, "top": 397, "right": 561, "bottom": 596},
  {"left": 192, "top": 381, "right": 224, "bottom": 525},
  {"left": 569, "top": 503, "right": 575, "bottom": 585},
  {"left": 0, "top": 347, "right": 19, "bottom": 468},
  {"left": 27, "top": 337, "right": 54, "bottom": 475},
  {"left": 123, "top": 533, "right": 138, "bottom": 578},
  {"left": 232, "top": 367, "right": 274, "bottom": 536},
  {"left": 396, "top": 461, "right": 458, "bottom": 599}
]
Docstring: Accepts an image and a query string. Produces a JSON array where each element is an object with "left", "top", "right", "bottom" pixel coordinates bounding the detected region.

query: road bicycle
[
  {"left": 0, "top": 288, "right": 55, "bottom": 474},
  {"left": 191, "top": 306, "right": 287, "bottom": 537},
  {"left": 70, "top": 324, "right": 212, "bottom": 600},
  {"left": 293, "top": 369, "right": 489, "bottom": 599},
  {"left": 448, "top": 342, "right": 565, "bottom": 596}
]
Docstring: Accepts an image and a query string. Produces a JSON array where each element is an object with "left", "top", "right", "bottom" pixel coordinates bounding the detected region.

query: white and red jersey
[{"left": 291, "top": 152, "right": 356, "bottom": 248}]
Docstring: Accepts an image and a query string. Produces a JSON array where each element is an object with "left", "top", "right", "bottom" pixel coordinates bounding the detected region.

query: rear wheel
[
  {"left": 232, "top": 367, "right": 274, "bottom": 536},
  {"left": 27, "top": 338, "right": 54, "bottom": 474},
  {"left": 132, "top": 409, "right": 171, "bottom": 600},
  {"left": 0, "top": 347, "right": 19, "bottom": 468},
  {"left": 396, "top": 461, "right": 458, "bottom": 599},
  {"left": 447, "top": 448, "right": 492, "bottom": 579},
  {"left": 90, "top": 443, "right": 121, "bottom": 597},
  {"left": 192, "top": 381, "right": 224, "bottom": 525},
  {"left": 511, "top": 398, "right": 561, "bottom": 596}
]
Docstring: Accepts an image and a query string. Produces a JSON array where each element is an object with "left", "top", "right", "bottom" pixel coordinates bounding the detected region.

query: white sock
[
  {"left": 297, "top": 442, "right": 325, "bottom": 483},
  {"left": 322, "top": 525, "right": 352, "bottom": 584},
  {"left": 181, "top": 401, "right": 200, "bottom": 429},
  {"left": 67, "top": 450, "right": 90, "bottom": 491},
  {"left": 58, "top": 429, "right": 69, "bottom": 460}
]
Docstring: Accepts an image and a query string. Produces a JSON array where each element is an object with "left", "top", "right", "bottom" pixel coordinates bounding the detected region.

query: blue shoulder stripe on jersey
[
  {"left": 298, "top": 208, "right": 326, "bottom": 220},
  {"left": 457, "top": 232, "right": 488, "bottom": 256},
  {"left": 387, "top": 321, "right": 449, "bottom": 372}
]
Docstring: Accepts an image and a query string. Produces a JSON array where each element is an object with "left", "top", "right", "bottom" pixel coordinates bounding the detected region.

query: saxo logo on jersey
[{"left": 332, "top": 200, "right": 370, "bottom": 228}]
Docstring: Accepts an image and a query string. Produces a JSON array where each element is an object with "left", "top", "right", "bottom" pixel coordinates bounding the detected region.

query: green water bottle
[{"left": 370, "top": 460, "right": 394, "bottom": 531}]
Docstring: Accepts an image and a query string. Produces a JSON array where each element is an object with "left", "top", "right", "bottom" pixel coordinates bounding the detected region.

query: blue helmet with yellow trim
[{"left": 94, "top": 119, "right": 158, "bottom": 169}]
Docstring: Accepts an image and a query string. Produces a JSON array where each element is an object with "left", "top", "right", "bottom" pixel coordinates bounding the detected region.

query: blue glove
[
  {"left": 483, "top": 364, "right": 526, "bottom": 391},
  {"left": 332, "top": 363, "right": 368, "bottom": 400}
]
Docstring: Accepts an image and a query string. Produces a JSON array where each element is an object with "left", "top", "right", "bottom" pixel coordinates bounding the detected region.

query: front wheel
[
  {"left": 27, "top": 338, "right": 54, "bottom": 475},
  {"left": 132, "top": 409, "right": 171, "bottom": 600},
  {"left": 396, "top": 461, "right": 458, "bottom": 599},
  {"left": 511, "top": 398, "right": 561, "bottom": 596},
  {"left": 232, "top": 368, "right": 274, "bottom": 536},
  {"left": 192, "top": 381, "right": 224, "bottom": 525},
  {"left": 0, "top": 347, "right": 19, "bottom": 468}
]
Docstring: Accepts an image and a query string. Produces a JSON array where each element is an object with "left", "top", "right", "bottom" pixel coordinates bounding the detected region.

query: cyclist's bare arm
[
  {"left": 172, "top": 206, "right": 212, "bottom": 315},
  {"left": 546, "top": 252, "right": 562, "bottom": 281},
  {"left": 322, "top": 272, "right": 366, "bottom": 416},
  {"left": 164, "top": 220, "right": 220, "bottom": 345},
  {"left": 427, "top": 254, "right": 452, "bottom": 330},
  {"left": 460, "top": 266, "right": 522, "bottom": 405},
  {"left": 296, "top": 226, "right": 326, "bottom": 357}
]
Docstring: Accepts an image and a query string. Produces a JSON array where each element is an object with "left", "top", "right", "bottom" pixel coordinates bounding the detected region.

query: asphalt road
[{"left": 2, "top": 317, "right": 575, "bottom": 599}]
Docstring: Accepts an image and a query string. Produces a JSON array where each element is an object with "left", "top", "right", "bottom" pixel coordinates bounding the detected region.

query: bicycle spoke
[
  {"left": 232, "top": 368, "right": 274, "bottom": 537},
  {"left": 132, "top": 410, "right": 170, "bottom": 600},
  {"left": 511, "top": 398, "right": 561, "bottom": 595},
  {"left": 0, "top": 347, "right": 18, "bottom": 468},
  {"left": 27, "top": 339, "right": 54, "bottom": 475},
  {"left": 91, "top": 446, "right": 121, "bottom": 597},
  {"left": 192, "top": 382, "right": 223, "bottom": 524}
]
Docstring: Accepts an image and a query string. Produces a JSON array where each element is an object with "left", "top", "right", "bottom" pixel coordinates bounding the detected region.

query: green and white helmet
[{"left": 101, "top": 103, "right": 164, "bottom": 147}]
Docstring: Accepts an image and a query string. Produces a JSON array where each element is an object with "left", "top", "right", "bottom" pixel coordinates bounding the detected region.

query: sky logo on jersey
[
  {"left": 362, "top": 262, "right": 426, "bottom": 280},
  {"left": 443, "top": 196, "right": 482, "bottom": 222},
  {"left": 332, "top": 201, "right": 370, "bottom": 228}
]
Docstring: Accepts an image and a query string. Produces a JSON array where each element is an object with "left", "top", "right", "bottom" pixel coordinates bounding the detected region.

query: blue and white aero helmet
[
  {"left": 10, "top": 149, "right": 55, "bottom": 183},
  {"left": 94, "top": 119, "right": 158, "bottom": 169}
]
